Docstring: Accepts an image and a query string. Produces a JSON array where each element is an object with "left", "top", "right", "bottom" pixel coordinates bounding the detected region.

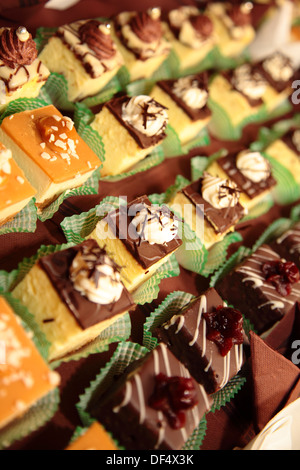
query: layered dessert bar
[
  {"left": 111, "top": 7, "right": 171, "bottom": 82},
  {"left": 0, "top": 296, "right": 60, "bottom": 432},
  {"left": 90, "top": 94, "right": 168, "bottom": 177},
  {"left": 163, "top": 6, "right": 217, "bottom": 72},
  {"left": 88, "top": 342, "right": 212, "bottom": 450},
  {"left": 39, "top": 19, "right": 124, "bottom": 102},
  {"left": 273, "top": 222, "right": 300, "bottom": 270},
  {"left": 170, "top": 172, "right": 246, "bottom": 249},
  {"left": 207, "top": 149, "right": 277, "bottom": 211},
  {"left": 0, "top": 141, "right": 36, "bottom": 227},
  {"left": 12, "top": 240, "right": 135, "bottom": 361},
  {"left": 150, "top": 73, "right": 212, "bottom": 145},
  {"left": 216, "top": 244, "right": 300, "bottom": 334},
  {"left": 264, "top": 128, "right": 300, "bottom": 184},
  {"left": 0, "top": 26, "right": 49, "bottom": 111},
  {"left": 66, "top": 422, "right": 117, "bottom": 450},
  {"left": 0, "top": 104, "right": 101, "bottom": 211},
  {"left": 154, "top": 287, "right": 245, "bottom": 394},
  {"left": 89, "top": 195, "right": 182, "bottom": 292},
  {"left": 206, "top": 2, "right": 255, "bottom": 58}
]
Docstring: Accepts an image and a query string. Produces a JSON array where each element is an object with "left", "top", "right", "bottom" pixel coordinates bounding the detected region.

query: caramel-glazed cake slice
[
  {"left": 0, "top": 296, "right": 60, "bottom": 431},
  {"left": 0, "top": 105, "right": 101, "bottom": 211},
  {"left": 0, "top": 142, "right": 36, "bottom": 226},
  {"left": 0, "top": 26, "right": 49, "bottom": 111},
  {"left": 39, "top": 19, "right": 124, "bottom": 102},
  {"left": 66, "top": 422, "right": 118, "bottom": 450},
  {"left": 12, "top": 240, "right": 135, "bottom": 362}
]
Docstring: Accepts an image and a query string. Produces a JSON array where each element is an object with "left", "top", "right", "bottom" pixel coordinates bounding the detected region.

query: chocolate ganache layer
[
  {"left": 105, "top": 95, "right": 167, "bottom": 149},
  {"left": 182, "top": 177, "right": 245, "bottom": 234},
  {"left": 157, "top": 74, "right": 212, "bottom": 121},
  {"left": 222, "top": 68, "right": 265, "bottom": 108},
  {"left": 38, "top": 240, "right": 134, "bottom": 330},
  {"left": 105, "top": 195, "right": 182, "bottom": 270}
]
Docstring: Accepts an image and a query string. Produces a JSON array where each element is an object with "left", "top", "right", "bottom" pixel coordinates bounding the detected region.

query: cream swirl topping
[
  {"left": 69, "top": 244, "right": 123, "bottom": 305},
  {"left": 292, "top": 130, "right": 300, "bottom": 153},
  {"left": 236, "top": 151, "right": 271, "bottom": 183},
  {"left": 201, "top": 172, "right": 240, "bottom": 209},
  {"left": 262, "top": 53, "right": 294, "bottom": 83},
  {"left": 232, "top": 64, "right": 266, "bottom": 101},
  {"left": 172, "top": 76, "right": 208, "bottom": 109},
  {"left": 122, "top": 95, "right": 168, "bottom": 137},
  {"left": 130, "top": 204, "right": 178, "bottom": 245}
]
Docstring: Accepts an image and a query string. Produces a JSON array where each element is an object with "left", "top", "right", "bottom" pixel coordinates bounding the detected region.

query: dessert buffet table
[{"left": 0, "top": 0, "right": 300, "bottom": 451}]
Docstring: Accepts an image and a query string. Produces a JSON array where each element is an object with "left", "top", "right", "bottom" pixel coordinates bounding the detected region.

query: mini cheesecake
[
  {"left": 154, "top": 287, "right": 245, "bottom": 394},
  {"left": 0, "top": 26, "right": 49, "bottom": 111},
  {"left": 39, "top": 19, "right": 124, "bottom": 102},
  {"left": 0, "top": 104, "right": 101, "bottom": 212},
  {"left": 91, "top": 94, "right": 168, "bottom": 177},
  {"left": 65, "top": 422, "right": 118, "bottom": 450},
  {"left": 0, "top": 142, "right": 36, "bottom": 226},
  {"left": 12, "top": 240, "right": 135, "bottom": 361},
  {"left": 111, "top": 7, "right": 171, "bottom": 82},
  {"left": 206, "top": 2, "right": 255, "bottom": 58},
  {"left": 207, "top": 150, "right": 277, "bottom": 211},
  {"left": 265, "top": 128, "right": 300, "bottom": 184},
  {"left": 163, "top": 6, "right": 217, "bottom": 72},
  {"left": 170, "top": 172, "right": 246, "bottom": 249},
  {"left": 89, "top": 195, "right": 182, "bottom": 292},
  {"left": 150, "top": 73, "right": 212, "bottom": 145},
  {"left": 0, "top": 296, "right": 60, "bottom": 431},
  {"left": 88, "top": 342, "right": 212, "bottom": 450}
]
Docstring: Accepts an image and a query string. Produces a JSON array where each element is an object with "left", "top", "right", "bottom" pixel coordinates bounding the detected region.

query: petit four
[
  {"left": 111, "top": 7, "right": 171, "bottom": 82},
  {"left": 163, "top": 6, "right": 217, "bottom": 72},
  {"left": 0, "top": 296, "right": 60, "bottom": 431},
  {"left": 89, "top": 195, "right": 182, "bottom": 292},
  {"left": 206, "top": 2, "right": 255, "bottom": 58},
  {"left": 264, "top": 128, "right": 300, "bottom": 184},
  {"left": 170, "top": 172, "right": 246, "bottom": 249},
  {"left": 0, "top": 26, "right": 49, "bottom": 110},
  {"left": 0, "top": 141, "right": 36, "bottom": 227},
  {"left": 90, "top": 94, "right": 168, "bottom": 177},
  {"left": 39, "top": 19, "right": 124, "bottom": 102},
  {"left": 66, "top": 422, "right": 118, "bottom": 450},
  {"left": 273, "top": 222, "right": 300, "bottom": 270},
  {"left": 88, "top": 342, "right": 212, "bottom": 450},
  {"left": 150, "top": 73, "right": 212, "bottom": 145},
  {"left": 207, "top": 149, "right": 277, "bottom": 211},
  {"left": 0, "top": 104, "right": 101, "bottom": 211},
  {"left": 154, "top": 287, "right": 245, "bottom": 394},
  {"left": 12, "top": 240, "right": 134, "bottom": 361},
  {"left": 216, "top": 244, "right": 300, "bottom": 334}
]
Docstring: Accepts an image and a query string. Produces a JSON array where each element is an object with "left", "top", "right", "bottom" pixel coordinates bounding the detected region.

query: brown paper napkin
[{"left": 250, "top": 331, "right": 300, "bottom": 433}]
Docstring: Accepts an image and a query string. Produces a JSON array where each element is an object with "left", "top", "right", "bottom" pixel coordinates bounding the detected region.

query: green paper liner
[
  {"left": 0, "top": 243, "right": 131, "bottom": 366},
  {"left": 249, "top": 114, "right": 300, "bottom": 153},
  {"left": 263, "top": 153, "right": 300, "bottom": 206},
  {"left": 60, "top": 196, "right": 180, "bottom": 304},
  {"left": 76, "top": 340, "right": 209, "bottom": 450},
  {"left": 0, "top": 97, "right": 102, "bottom": 222},
  {"left": 0, "top": 199, "right": 37, "bottom": 236},
  {"left": 0, "top": 292, "right": 60, "bottom": 449}
]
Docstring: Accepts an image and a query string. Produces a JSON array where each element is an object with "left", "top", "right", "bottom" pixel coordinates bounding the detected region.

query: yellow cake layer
[
  {"left": 266, "top": 139, "right": 300, "bottom": 183},
  {"left": 12, "top": 265, "right": 128, "bottom": 362},
  {"left": 0, "top": 76, "right": 48, "bottom": 113}
]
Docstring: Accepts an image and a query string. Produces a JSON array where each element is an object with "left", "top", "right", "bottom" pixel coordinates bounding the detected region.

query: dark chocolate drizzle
[{"left": 38, "top": 240, "right": 134, "bottom": 330}]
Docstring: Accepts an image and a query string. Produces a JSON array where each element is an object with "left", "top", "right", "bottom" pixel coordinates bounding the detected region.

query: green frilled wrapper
[{"left": 0, "top": 292, "right": 60, "bottom": 450}]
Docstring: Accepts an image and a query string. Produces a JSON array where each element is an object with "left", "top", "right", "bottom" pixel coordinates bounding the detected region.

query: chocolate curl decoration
[
  {"left": 0, "top": 27, "right": 37, "bottom": 68},
  {"left": 130, "top": 11, "right": 163, "bottom": 43},
  {"left": 79, "top": 20, "right": 116, "bottom": 60}
]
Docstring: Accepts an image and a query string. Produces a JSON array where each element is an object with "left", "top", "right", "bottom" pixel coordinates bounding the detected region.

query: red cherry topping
[{"left": 261, "top": 260, "right": 300, "bottom": 296}]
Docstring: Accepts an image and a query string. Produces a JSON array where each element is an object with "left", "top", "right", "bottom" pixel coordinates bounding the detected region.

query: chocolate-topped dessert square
[
  {"left": 207, "top": 149, "right": 277, "bottom": 210},
  {"left": 265, "top": 128, "right": 300, "bottom": 185},
  {"left": 273, "top": 222, "right": 300, "bottom": 270},
  {"left": 88, "top": 342, "right": 212, "bottom": 450},
  {"left": 111, "top": 7, "right": 171, "bottom": 82},
  {"left": 163, "top": 5, "right": 217, "bottom": 72},
  {"left": 150, "top": 73, "right": 212, "bottom": 145},
  {"left": 39, "top": 19, "right": 124, "bottom": 102},
  {"left": 154, "top": 287, "right": 245, "bottom": 394},
  {"left": 12, "top": 239, "right": 134, "bottom": 361},
  {"left": 89, "top": 195, "right": 182, "bottom": 292},
  {"left": 216, "top": 244, "right": 300, "bottom": 334},
  {"left": 91, "top": 94, "right": 168, "bottom": 177},
  {"left": 170, "top": 171, "right": 246, "bottom": 249}
]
